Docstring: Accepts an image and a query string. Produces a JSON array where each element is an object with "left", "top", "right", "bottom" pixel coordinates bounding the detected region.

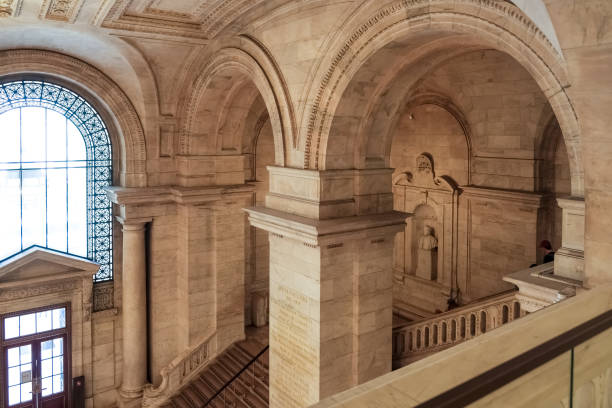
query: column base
[{"left": 118, "top": 386, "right": 145, "bottom": 408}]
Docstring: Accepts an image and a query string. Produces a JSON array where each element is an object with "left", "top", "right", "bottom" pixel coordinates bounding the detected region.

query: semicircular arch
[
  {"left": 301, "top": 0, "right": 582, "bottom": 196},
  {"left": 0, "top": 49, "right": 147, "bottom": 187}
]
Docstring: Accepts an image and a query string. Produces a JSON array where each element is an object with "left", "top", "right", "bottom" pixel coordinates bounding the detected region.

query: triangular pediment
[{"left": 0, "top": 246, "right": 99, "bottom": 284}]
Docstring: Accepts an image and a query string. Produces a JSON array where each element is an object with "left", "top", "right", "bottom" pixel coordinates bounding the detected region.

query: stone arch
[
  {"left": 181, "top": 36, "right": 295, "bottom": 166},
  {"left": 300, "top": 0, "right": 582, "bottom": 196},
  {"left": 389, "top": 93, "right": 472, "bottom": 185},
  {"left": 0, "top": 49, "right": 147, "bottom": 187}
]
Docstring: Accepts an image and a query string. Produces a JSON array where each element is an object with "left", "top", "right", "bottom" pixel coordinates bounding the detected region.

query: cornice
[
  {"left": 460, "top": 186, "right": 545, "bottom": 207},
  {"left": 106, "top": 183, "right": 255, "bottom": 206},
  {"left": 245, "top": 206, "right": 408, "bottom": 246}
]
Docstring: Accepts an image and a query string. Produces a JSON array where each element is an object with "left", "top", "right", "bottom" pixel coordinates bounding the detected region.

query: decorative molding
[
  {"left": 97, "top": 0, "right": 262, "bottom": 41},
  {"left": 0, "top": 0, "right": 23, "bottom": 17},
  {"left": 246, "top": 206, "right": 407, "bottom": 246},
  {"left": 93, "top": 282, "right": 115, "bottom": 311},
  {"left": 461, "top": 185, "right": 545, "bottom": 208},
  {"left": 39, "top": 0, "right": 85, "bottom": 22},
  {"left": 0, "top": 279, "right": 79, "bottom": 301}
]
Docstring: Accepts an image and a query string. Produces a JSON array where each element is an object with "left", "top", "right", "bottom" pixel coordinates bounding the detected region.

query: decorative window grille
[{"left": 0, "top": 80, "right": 113, "bottom": 282}]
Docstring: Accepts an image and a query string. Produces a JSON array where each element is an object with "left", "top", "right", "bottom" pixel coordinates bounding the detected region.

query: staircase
[{"left": 162, "top": 341, "right": 269, "bottom": 408}]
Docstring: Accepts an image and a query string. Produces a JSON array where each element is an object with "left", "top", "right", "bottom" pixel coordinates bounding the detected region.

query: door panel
[
  {"left": 2, "top": 305, "right": 69, "bottom": 408},
  {"left": 39, "top": 337, "right": 65, "bottom": 408},
  {"left": 6, "top": 343, "right": 34, "bottom": 408},
  {"left": 4, "top": 336, "right": 66, "bottom": 408}
]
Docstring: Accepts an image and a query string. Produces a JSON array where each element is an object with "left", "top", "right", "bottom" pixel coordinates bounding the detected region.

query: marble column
[{"left": 117, "top": 216, "right": 151, "bottom": 405}]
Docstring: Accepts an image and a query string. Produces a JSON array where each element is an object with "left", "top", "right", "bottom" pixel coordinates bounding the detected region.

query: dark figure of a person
[{"left": 540, "top": 239, "right": 555, "bottom": 264}]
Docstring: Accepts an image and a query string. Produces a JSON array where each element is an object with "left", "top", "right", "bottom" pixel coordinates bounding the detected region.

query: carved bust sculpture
[{"left": 416, "top": 225, "right": 438, "bottom": 280}]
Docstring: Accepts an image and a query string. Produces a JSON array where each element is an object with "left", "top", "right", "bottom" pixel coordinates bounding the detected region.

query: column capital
[
  {"left": 116, "top": 216, "right": 152, "bottom": 231},
  {"left": 557, "top": 196, "right": 585, "bottom": 213}
]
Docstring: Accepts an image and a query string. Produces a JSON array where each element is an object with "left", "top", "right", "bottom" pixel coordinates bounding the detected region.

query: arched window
[{"left": 0, "top": 80, "right": 112, "bottom": 282}]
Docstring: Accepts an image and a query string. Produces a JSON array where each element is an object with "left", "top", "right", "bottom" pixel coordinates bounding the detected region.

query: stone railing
[
  {"left": 142, "top": 333, "right": 217, "bottom": 407},
  {"left": 393, "top": 290, "right": 522, "bottom": 367}
]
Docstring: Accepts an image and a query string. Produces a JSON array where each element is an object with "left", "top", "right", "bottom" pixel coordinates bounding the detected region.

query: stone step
[{"left": 167, "top": 339, "right": 269, "bottom": 408}]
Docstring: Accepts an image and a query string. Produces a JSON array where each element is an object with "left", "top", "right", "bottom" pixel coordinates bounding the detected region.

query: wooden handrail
[
  {"left": 204, "top": 344, "right": 269, "bottom": 407},
  {"left": 414, "top": 308, "right": 612, "bottom": 407}
]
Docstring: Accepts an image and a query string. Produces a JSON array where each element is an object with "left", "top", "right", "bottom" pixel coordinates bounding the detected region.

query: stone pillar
[
  {"left": 117, "top": 216, "right": 151, "bottom": 406},
  {"left": 246, "top": 166, "right": 406, "bottom": 407},
  {"left": 246, "top": 208, "right": 406, "bottom": 407},
  {"left": 555, "top": 197, "right": 585, "bottom": 282}
]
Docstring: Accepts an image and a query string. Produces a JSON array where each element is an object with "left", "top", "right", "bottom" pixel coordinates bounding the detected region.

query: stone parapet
[{"left": 556, "top": 196, "right": 585, "bottom": 282}]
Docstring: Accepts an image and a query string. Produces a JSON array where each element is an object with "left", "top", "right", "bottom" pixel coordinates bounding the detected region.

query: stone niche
[
  {"left": 0, "top": 247, "right": 117, "bottom": 407},
  {"left": 393, "top": 154, "right": 461, "bottom": 314}
]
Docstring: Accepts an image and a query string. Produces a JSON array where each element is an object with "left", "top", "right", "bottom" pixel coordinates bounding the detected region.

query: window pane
[
  {"left": 46, "top": 110, "right": 67, "bottom": 163},
  {"left": 19, "top": 313, "right": 36, "bottom": 336},
  {"left": 21, "top": 169, "right": 46, "bottom": 248},
  {"left": 41, "top": 339, "right": 53, "bottom": 360},
  {"left": 20, "top": 382, "right": 32, "bottom": 402},
  {"left": 0, "top": 170, "right": 21, "bottom": 258},
  {"left": 52, "top": 309, "right": 66, "bottom": 330},
  {"left": 21, "top": 107, "right": 45, "bottom": 166},
  {"left": 52, "top": 374, "right": 63, "bottom": 393},
  {"left": 67, "top": 167, "right": 86, "bottom": 256},
  {"left": 7, "top": 346, "right": 20, "bottom": 367},
  {"left": 0, "top": 81, "right": 113, "bottom": 281},
  {"left": 0, "top": 109, "right": 20, "bottom": 167},
  {"left": 52, "top": 356, "right": 63, "bottom": 375},
  {"left": 67, "top": 120, "right": 86, "bottom": 162},
  {"left": 41, "top": 358, "right": 52, "bottom": 378},
  {"left": 8, "top": 366, "right": 20, "bottom": 386},
  {"left": 20, "top": 364, "right": 32, "bottom": 383},
  {"left": 42, "top": 377, "right": 52, "bottom": 397},
  {"left": 47, "top": 168, "right": 68, "bottom": 252},
  {"left": 8, "top": 385, "right": 20, "bottom": 405},
  {"left": 4, "top": 316, "right": 19, "bottom": 339},
  {"left": 53, "top": 337, "right": 63, "bottom": 357},
  {"left": 36, "top": 310, "right": 52, "bottom": 333},
  {"left": 19, "top": 345, "right": 31, "bottom": 364}
]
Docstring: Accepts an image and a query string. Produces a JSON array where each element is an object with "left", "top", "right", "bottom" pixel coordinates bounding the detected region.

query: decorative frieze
[{"left": 39, "top": 0, "right": 84, "bottom": 22}]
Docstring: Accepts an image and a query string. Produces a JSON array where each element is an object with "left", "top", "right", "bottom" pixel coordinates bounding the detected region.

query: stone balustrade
[
  {"left": 393, "top": 290, "right": 523, "bottom": 367},
  {"left": 142, "top": 333, "right": 217, "bottom": 407}
]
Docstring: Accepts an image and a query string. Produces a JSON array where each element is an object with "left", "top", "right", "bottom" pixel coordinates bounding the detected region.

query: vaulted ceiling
[{"left": 0, "top": 0, "right": 267, "bottom": 41}]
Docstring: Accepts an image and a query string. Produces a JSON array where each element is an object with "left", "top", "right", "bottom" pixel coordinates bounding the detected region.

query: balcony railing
[{"left": 393, "top": 290, "right": 522, "bottom": 367}]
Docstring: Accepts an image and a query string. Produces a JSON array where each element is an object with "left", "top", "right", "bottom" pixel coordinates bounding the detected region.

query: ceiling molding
[{"left": 95, "top": 0, "right": 261, "bottom": 40}]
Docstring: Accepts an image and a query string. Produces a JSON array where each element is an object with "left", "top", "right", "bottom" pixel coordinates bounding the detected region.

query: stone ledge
[
  {"left": 106, "top": 184, "right": 256, "bottom": 206},
  {"left": 245, "top": 206, "right": 409, "bottom": 246},
  {"left": 461, "top": 185, "right": 545, "bottom": 207}
]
